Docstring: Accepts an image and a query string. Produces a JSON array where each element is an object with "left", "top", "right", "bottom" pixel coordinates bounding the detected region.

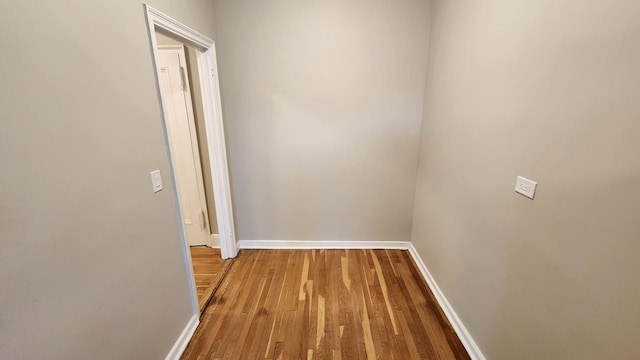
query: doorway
[
  {"left": 144, "top": 5, "right": 237, "bottom": 314},
  {"left": 156, "top": 43, "right": 212, "bottom": 247}
]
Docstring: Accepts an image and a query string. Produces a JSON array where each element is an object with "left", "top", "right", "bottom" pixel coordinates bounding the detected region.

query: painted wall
[
  {"left": 155, "top": 31, "right": 219, "bottom": 235},
  {"left": 156, "top": 30, "right": 183, "bottom": 45},
  {"left": 213, "top": 0, "right": 432, "bottom": 241},
  {"left": 0, "top": 1, "right": 216, "bottom": 359},
  {"left": 411, "top": 0, "right": 640, "bottom": 358}
]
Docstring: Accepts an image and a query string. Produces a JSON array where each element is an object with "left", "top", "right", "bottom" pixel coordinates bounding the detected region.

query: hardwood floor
[
  {"left": 182, "top": 249, "right": 470, "bottom": 360},
  {"left": 190, "top": 247, "right": 232, "bottom": 310}
]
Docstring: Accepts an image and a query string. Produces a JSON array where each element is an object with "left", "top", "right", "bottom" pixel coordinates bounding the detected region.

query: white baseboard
[
  {"left": 210, "top": 233, "right": 220, "bottom": 248},
  {"left": 407, "top": 243, "right": 486, "bottom": 360},
  {"left": 237, "top": 239, "right": 484, "bottom": 360},
  {"left": 238, "top": 239, "right": 411, "bottom": 249},
  {"left": 165, "top": 314, "right": 199, "bottom": 360}
]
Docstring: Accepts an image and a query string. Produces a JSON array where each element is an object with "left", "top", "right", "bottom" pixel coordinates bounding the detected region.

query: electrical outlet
[{"left": 515, "top": 176, "right": 537, "bottom": 199}]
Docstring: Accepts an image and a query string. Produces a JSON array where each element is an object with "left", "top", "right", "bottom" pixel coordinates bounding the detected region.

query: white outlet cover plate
[
  {"left": 515, "top": 176, "right": 537, "bottom": 199},
  {"left": 150, "top": 170, "right": 163, "bottom": 193}
]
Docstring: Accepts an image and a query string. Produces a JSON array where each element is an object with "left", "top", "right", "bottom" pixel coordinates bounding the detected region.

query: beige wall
[
  {"left": 213, "top": 0, "right": 431, "bottom": 241},
  {"left": 155, "top": 31, "right": 183, "bottom": 45},
  {"left": 411, "top": 0, "right": 640, "bottom": 359},
  {"left": 0, "top": 1, "right": 216, "bottom": 359},
  {"left": 155, "top": 30, "right": 219, "bottom": 234}
]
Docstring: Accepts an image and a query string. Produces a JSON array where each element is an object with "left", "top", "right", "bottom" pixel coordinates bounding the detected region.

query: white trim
[
  {"left": 239, "top": 240, "right": 411, "bottom": 250},
  {"left": 236, "top": 240, "right": 485, "bottom": 360},
  {"left": 144, "top": 3, "right": 238, "bottom": 319},
  {"left": 210, "top": 233, "right": 220, "bottom": 248},
  {"left": 196, "top": 45, "right": 237, "bottom": 260},
  {"left": 146, "top": 6, "right": 213, "bottom": 49},
  {"left": 144, "top": 5, "right": 237, "bottom": 260},
  {"left": 164, "top": 314, "right": 200, "bottom": 360},
  {"left": 407, "top": 243, "right": 486, "bottom": 360}
]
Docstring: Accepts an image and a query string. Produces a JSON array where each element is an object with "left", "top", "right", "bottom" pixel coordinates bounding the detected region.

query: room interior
[{"left": 1, "top": 0, "right": 639, "bottom": 359}]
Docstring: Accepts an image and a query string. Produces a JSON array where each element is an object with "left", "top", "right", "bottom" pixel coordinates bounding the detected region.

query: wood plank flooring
[
  {"left": 182, "top": 249, "right": 470, "bottom": 359},
  {"left": 190, "top": 247, "right": 231, "bottom": 310}
]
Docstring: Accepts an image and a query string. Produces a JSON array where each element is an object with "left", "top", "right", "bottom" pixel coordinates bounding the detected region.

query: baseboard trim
[
  {"left": 407, "top": 243, "right": 486, "bottom": 360},
  {"left": 164, "top": 314, "right": 199, "bottom": 360},
  {"left": 239, "top": 240, "right": 411, "bottom": 250},
  {"left": 210, "top": 233, "right": 220, "bottom": 248},
  {"left": 237, "top": 239, "right": 484, "bottom": 359}
]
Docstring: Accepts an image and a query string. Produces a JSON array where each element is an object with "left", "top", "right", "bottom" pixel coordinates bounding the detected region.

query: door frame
[{"left": 143, "top": 4, "right": 238, "bottom": 313}]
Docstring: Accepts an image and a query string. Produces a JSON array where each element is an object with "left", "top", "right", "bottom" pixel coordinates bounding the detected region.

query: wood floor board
[
  {"left": 189, "top": 247, "right": 231, "bottom": 311},
  {"left": 182, "top": 249, "right": 470, "bottom": 360}
]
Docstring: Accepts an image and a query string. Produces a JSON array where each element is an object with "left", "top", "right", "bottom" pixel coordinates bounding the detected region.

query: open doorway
[
  {"left": 144, "top": 6, "right": 237, "bottom": 314},
  {"left": 155, "top": 35, "right": 228, "bottom": 310},
  {"left": 155, "top": 37, "right": 216, "bottom": 248}
]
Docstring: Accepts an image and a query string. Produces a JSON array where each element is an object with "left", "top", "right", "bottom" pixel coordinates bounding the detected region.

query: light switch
[
  {"left": 150, "top": 170, "right": 163, "bottom": 193},
  {"left": 515, "top": 176, "right": 537, "bottom": 199}
]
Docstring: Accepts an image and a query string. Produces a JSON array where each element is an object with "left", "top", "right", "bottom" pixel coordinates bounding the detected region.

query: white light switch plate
[
  {"left": 150, "top": 170, "right": 163, "bottom": 193},
  {"left": 515, "top": 176, "right": 537, "bottom": 199}
]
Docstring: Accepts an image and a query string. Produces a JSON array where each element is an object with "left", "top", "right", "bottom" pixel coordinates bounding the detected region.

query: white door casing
[
  {"left": 145, "top": 4, "right": 239, "bottom": 323},
  {"left": 145, "top": 6, "right": 237, "bottom": 262},
  {"left": 157, "top": 46, "right": 211, "bottom": 247}
]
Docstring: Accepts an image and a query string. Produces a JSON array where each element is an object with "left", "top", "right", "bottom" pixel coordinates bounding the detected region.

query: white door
[{"left": 157, "top": 45, "right": 211, "bottom": 247}]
